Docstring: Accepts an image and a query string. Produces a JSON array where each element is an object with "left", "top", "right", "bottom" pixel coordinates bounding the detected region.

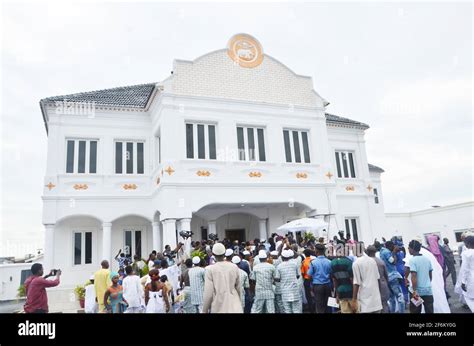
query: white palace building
[{"left": 39, "top": 34, "right": 387, "bottom": 287}]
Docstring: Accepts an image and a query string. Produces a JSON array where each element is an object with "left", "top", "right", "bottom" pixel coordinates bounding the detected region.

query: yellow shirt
[{"left": 94, "top": 268, "right": 111, "bottom": 311}]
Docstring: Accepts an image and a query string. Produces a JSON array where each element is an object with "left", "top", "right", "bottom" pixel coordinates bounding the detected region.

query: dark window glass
[
  {"left": 66, "top": 140, "right": 75, "bottom": 173},
  {"left": 292, "top": 131, "right": 301, "bottom": 163},
  {"left": 137, "top": 143, "right": 144, "bottom": 174},
  {"left": 301, "top": 132, "right": 310, "bottom": 163},
  {"left": 348, "top": 152, "right": 356, "bottom": 178},
  {"left": 135, "top": 231, "right": 142, "bottom": 258},
  {"left": 115, "top": 142, "right": 122, "bottom": 174},
  {"left": 374, "top": 188, "right": 379, "bottom": 204},
  {"left": 78, "top": 141, "right": 86, "bottom": 173},
  {"left": 344, "top": 219, "right": 350, "bottom": 239},
  {"left": 342, "top": 152, "right": 349, "bottom": 178},
  {"left": 247, "top": 128, "right": 255, "bottom": 161},
  {"left": 197, "top": 124, "right": 205, "bottom": 159},
  {"left": 237, "top": 127, "right": 245, "bottom": 160},
  {"left": 335, "top": 152, "right": 342, "bottom": 177},
  {"left": 201, "top": 227, "right": 208, "bottom": 241},
  {"left": 186, "top": 124, "right": 194, "bottom": 159},
  {"left": 74, "top": 233, "right": 82, "bottom": 265},
  {"left": 208, "top": 125, "right": 216, "bottom": 160},
  {"left": 283, "top": 130, "right": 292, "bottom": 162},
  {"left": 85, "top": 232, "right": 92, "bottom": 264},
  {"left": 126, "top": 142, "right": 133, "bottom": 174},
  {"left": 20, "top": 270, "right": 32, "bottom": 285},
  {"left": 125, "top": 231, "right": 132, "bottom": 256},
  {"left": 158, "top": 136, "right": 161, "bottom": 163},
  {"left": 257, "top": 128, "right": 266, "bottom": 162},
  {"left": 89, "top": 141, "right": 97, "bottom": 174},
  {"left": 351, "top": 219, "right": 358, "bottom": 241}
]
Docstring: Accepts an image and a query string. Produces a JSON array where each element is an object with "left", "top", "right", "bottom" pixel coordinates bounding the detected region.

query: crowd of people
[{"left": 24, "top": 230, "right": 474, "bottom": 314}]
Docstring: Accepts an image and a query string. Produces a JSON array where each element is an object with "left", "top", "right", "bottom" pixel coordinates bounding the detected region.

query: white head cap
[
  {"left": 225, "top": 248, "right": 234, "bottom": 257},
  {"left": 282, "top": 249, "right": 294, "bottom": 259},
  {"left": 212, "top": 243, "right": 226, "bottom": 256},
  {"left": 258, "top": 250, "right": 267, "bottom": 259},
  {"left": 270, "top": 250, "right": 279, "bottom": 257},
  {"left": 192, "top": 256, "right": 201, "bottom": 265},
  {"left": 231, "top": 256, "right": 241, "bottom": 264},
  {"left": 242, "top": 250, "right": 250, "bottom": 256},
  {"left": 89, "top": 275, "right": 95, "bottom": 281}
]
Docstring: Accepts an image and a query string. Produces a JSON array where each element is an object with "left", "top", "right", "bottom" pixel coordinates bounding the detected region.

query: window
[
  {"left": 185, "top": 123, "right": 217, "bottom": 160},
  {"left": 124, "top": 230, "right": 142, "bottom": 258},
  {"left": 73, "top": 231, "right": 93, "bottom": 265},
  {"left": 236, "top": 126, "right": 266, "bottom": 162},
  {"left": 454, "top": 228, "right": 473, "bottom": 242},
  {"left": 344, "top": 218, "right": 359, "bottom": 241},
  {"left": 374, "top": 188, "right": 379, "bottom": 204},
  {"left": 335, "top": 151, "right": 356, "bottom": 178},
  {"left": 115, "top": 141, "right": 145, "bottom": 174},
  {"left": 66, "top": 139, "right": 98, "bottom": 174},
  {"left": 283, "top": 130, "right": 310, "bottom": 163}
]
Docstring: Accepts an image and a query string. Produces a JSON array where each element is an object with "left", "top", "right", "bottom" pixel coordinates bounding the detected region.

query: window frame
[
  {"left": 184, "top": 122, "right": 217, "bottom": 160},
  {"left": 344, "top": 217, "right": 360, "bottom": 242},
  {"left": 335, "top": 150, "right": 357, "bottom": 178},
  {"left": 236, "top": 125, "right": 267, "bottom": 162},
  {"left": 283, "top": 129, "right": 311, "bottom": 164},
  {"left": 72, "top": 230, "right": 94, "bottom": 266},
  {"left": 65, "top": 138, "right": 99, "bottom": 174},
  {"left": 114, "top": 139, "right": 146, "bottom": 175}
]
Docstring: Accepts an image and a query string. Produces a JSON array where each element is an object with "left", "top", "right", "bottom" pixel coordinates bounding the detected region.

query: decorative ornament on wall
[
  {"left": 367, "top": 184, "right": 373, "bottom": 192},
  {"left": 227, "top": 33, "right": 264, "bottom": 68},
  {"left": 345, "top": 186, "right": 355, "bottom": 192},
  {"left": 165, "top": 166, "right": 175, "bottom": 176},
  {"left": 249, "top": 171, "right": 262, "bottom": 178},
  {"left": 196, "top": 170, "right": 211, "bottom": 177},
  {"left": 73, "top": 184, "right": 88, "bottom": 190},
  {"left": 325, "top": 172, "right": 333, "bottom": 179},
  {"left": 123, "top": 184, "right": 137, "bottom": 190},
  {"left": 296, "top": 172, "right": 308, "bottom": 179},
  {"left": 45, "top": 182, "right": 56, "bottom": 190}
]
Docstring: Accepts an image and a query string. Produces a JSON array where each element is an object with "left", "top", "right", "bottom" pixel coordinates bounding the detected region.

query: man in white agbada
[
  {"left": 122, "top": 266, "right": 145, "bottom": 313},
  {"left": 403, "top": 236, "right": 450, "bottom": 313},
  {"left": 456, "top": 235, "right": 474, "bottom": 312},
  {"left": 84, "top": 275, "right": 98, "bottom": 313}
]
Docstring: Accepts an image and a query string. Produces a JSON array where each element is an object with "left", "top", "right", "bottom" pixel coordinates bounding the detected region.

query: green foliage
[
  {"left": 303, "top": 231, "right": 316, "bottom": 242},
  {"left": 74, "top": 285, "right": 86, "bottom": 300},
  {"left": 17, "top": 284, "right": 26, "bottom": 298},
  {"left": 191, "top": 249, "right": 207, "bottom": 261}
]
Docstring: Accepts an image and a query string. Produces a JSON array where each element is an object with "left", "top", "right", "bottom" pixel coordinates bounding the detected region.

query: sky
[{"left": 1, "top": 1, "right": 472, "bottom": 257}]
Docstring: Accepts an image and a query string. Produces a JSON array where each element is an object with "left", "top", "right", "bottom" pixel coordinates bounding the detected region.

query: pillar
[
  {"left": 44, "top": 224, "right": 55, "bottom": 271},
  {"left": 259, "top": 219, "right": 268, "bottom": 241},
  {"left": 162, "top": 219, "right": 177, "bottom": 250},
  {"left": 102, "top": 222, "right": 112, "bottom": 265},
  {"left": 179, "top": 218, "right": 192, "bottom": 257},
  {"left": 152, "top": 221, "right": 161, "bottom": 252}
]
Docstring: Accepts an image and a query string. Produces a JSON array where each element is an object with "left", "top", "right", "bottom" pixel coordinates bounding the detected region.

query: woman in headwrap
[
  {"left": 427, "top": 234, "right": 444, "bottom": 270},
  {"left": 103, "top": 272, "right": 127, "bottom": 313},
  {"left": 144, "top": 269, "right": 170, "bottom": 313}
]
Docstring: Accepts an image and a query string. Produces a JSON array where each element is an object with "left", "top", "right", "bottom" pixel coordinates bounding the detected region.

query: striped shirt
[
  {"left": 272, "top": 258, "right": 282, "bottom": 294},
  {"left": 188, "top": 266, "right": 206, "bottom": 305},
  {"left": 250, "top": 262, "right": 276, "bottom": 299},
  {"left": 275, "top": 261, "right": 300, "bottom": 302},
  {"left": 238, "top": 269, "right": 250, "bottom": 307}
]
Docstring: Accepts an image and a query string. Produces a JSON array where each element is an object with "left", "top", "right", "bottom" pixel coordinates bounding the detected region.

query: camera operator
[{"left": 23, "top": 263, "right": 61, "bottom": 313}]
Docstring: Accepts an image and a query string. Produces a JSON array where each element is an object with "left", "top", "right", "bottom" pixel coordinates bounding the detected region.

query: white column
[
  {"left": 259, "top": 219, "right": 268, "bottom": 241},
  {"left": 179, "top": 218, "right": 192, "bottom": 257},
  {"left": 162, "top": 219, "right": 177, "bottom": 249},
  {"left": 44, "top": 224, "right": 55, "bottom": 271},
  {"left": 152, "top": 221, "right": 161, "bottom": 252},
  {"left": 102, "top": 222, "right": 112, "bottom": 265},
  {"left": 208, "top": 220, "right": 217, "bottom": 237}
]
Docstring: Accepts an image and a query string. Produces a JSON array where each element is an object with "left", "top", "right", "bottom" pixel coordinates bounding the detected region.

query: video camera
[
  {"left": 208, "top": 233, "right": 219, "bottom": 241},
  {"left": 179, "top": 230, "right": 193, "bottom": 239}
]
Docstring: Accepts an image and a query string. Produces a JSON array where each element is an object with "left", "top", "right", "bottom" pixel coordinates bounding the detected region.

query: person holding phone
[{"left": 23, "top": 263, "right": 61, "bottom": 313}]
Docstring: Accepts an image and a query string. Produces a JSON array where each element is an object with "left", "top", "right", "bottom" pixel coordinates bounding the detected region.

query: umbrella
[{"left": 277, "top": 218, "right": 328, "bottom": 233}]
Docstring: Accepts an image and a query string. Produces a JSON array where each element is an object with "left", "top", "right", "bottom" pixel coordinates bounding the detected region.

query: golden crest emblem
[{"left": 227, "top": 33, "right": 264, "bottom": 68}]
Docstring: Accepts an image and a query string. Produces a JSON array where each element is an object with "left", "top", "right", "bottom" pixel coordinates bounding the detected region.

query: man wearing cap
[
  {"left": 225, "top": 248, "right": 234, "bottom": 261},
  {"left": 189, "top": 256, "right": 206, "bottom": 313},
  {"left": 275, "top": 249, "right": 301, "bottom": 313},
  {"left": 270, "top": 250, "right": 283, "bottom": 312},
  {"left": 250, "top": 250, "right": 276, "bottom": 313},
  {"left": 232, "top": 256, "right": 250, "bottom": 312},
  {"left": 239, "top": 251, "right": 251, "bottom": 275},
  {"left": 84, "top": 275, "right": 98, "bottom": 313},
  {"left": 308, "top": 244, "right": 332, "bottom": 313},
  {"left": 202, "top": 243, "right": 242, "bottom": 313}
]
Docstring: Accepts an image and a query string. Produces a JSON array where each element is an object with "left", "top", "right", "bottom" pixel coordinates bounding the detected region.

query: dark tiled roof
[
  {"left": 325, "top": 113, "right": 369, "bottom": 130},
  {"left": 40, "top": 83, "right": 156, "bottom": 108},
  {"left": 368, "top": 163, "right": 385, "bottom": 173}
]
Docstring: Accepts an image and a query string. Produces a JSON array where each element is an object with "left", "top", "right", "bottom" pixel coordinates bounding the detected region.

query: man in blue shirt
[
  {"left": 380, "top": 241, "right": 405, "bottom": 313},
  {"left": 308, "top": 244, "right": 332, "bottom": 313},
  {"left": 407, "top": 240, "right": 433, "bottom": 313}
]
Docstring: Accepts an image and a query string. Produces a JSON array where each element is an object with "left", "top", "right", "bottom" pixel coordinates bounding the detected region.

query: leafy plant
[
  {"left": 191, "top": 249, "right": 207, "bottom": 261},
  {"left": 74, "top": 285, "right": 86, "bottom": 300},
  {"left": 17, "top": 284, "right": 26, "bottom": 298},
  {"left": 303, "top": 231, "right": 316, "bottom": 242}
]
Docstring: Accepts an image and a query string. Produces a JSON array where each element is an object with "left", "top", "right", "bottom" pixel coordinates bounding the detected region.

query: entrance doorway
[{"left": 225, "top": 229, "right": 245, "bottom": 243}]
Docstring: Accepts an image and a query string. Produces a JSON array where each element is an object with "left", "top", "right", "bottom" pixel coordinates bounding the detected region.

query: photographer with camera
[{"left": 23, "top": 263, "right": 61, "bottom": 313}]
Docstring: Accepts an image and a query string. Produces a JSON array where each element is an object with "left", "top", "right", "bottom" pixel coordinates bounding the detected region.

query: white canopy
[{"left": 277, "top": 218, "right": 328, "bottom": 234}]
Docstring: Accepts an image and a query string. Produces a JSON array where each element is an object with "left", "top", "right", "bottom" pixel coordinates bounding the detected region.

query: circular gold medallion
[{"left": 227, "top": 33, "right": 264, "bottom": 68}]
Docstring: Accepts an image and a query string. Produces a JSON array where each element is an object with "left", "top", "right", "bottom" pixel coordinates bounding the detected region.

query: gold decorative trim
[
  {"left": 345, "top": 186, "right": 355, "bottom": 192},
  {"left": 123, "top": 184, "right": 137, "bottom": 190},
  {"left": 325, "top": 172, "right": 333, "bottom": 179},
  {"left": 73, "top": 184, "right": 88, "bottom": 190},
  {"left": 45, "top": 182, "right": 56, "bottom": 190},
  {"left": 165, "top": 166, "right": 175, "bottom": 176},
  {"left": 296, "top": 172, "right": 308, "bottom": 179},
  {"left": 249, "top": 171, "right": 262, "bottom": 178},
  {"left": 196, "top": 170, "right": 211, "bottom": 177},
  {"left": 367, "top": 185, "right": 373, "bottom": 192},
  {"left": 227, "top": 33, "right": 264, "bottom": 68}
]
